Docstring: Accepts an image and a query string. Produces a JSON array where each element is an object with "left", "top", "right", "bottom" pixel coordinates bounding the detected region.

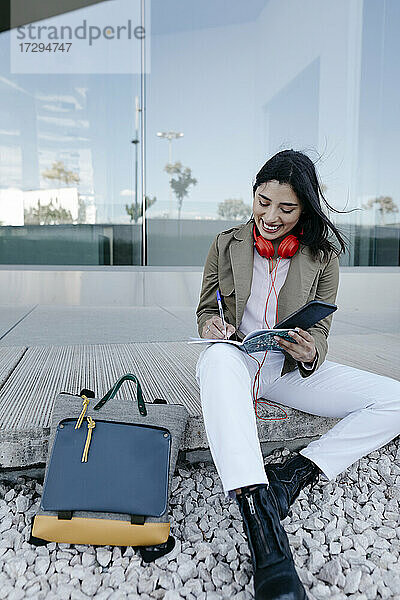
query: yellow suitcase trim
[{"left": 33, "top": 515, "right": 170, "bottom": 546}]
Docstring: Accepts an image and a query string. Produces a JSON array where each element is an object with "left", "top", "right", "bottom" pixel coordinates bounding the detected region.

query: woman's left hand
[{"left": 274, "top": 327, "right": 316, "bottom": 364}]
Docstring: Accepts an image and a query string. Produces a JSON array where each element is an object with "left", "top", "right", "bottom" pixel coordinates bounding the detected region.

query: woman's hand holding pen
[
  {"left": 274, "top": 327, "right": 317, "bottom": 363},
  {"left": 202, "top": 316, "right": 236, "bottom": 340}
]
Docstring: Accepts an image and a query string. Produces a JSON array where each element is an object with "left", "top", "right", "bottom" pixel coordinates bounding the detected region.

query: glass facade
[{"left": 0, "top": 0, "right": 399, "bottom": 266}]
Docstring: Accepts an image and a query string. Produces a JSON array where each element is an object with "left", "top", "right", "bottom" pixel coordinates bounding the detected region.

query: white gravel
[{"left": 1, "top": 438, "right": 400, "bottom": 600}]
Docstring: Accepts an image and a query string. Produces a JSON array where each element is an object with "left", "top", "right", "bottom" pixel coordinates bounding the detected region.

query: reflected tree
[
  {"left": 218, "top": 198, "right": 251, "bottom": 221},
  {"left": 125, "top": 196, "right": 157, "bottom": 223},
  {"left": 42, "top": 161, "right": 80, "bottom": 185},
  {"left": 41, "top": 160, "right": 86, "bottom": 223},
  {"left": 24, "top": 199, "right": 74, "bottom": 225},
  {"left": 164, "top": 162, "right": 197, "bottom": 220},
  {"left": 362, "top": 195, "right": 399, "bottom": 225}
]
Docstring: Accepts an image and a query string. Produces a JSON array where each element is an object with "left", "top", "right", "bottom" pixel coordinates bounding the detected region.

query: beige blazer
[{"left": 196, "top": 220, "right": 339, "bottom": 378}]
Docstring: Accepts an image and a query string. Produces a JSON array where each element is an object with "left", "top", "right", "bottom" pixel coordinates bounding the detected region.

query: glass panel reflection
[
  {"left": 146, "top": 0, "right": 399, "bottom": 266},
  {"left": 0, "top": 0, "right": 142, "bottom": 265},
  {"left": 0, "top": 0, "right": 399, "bottom": 266}
]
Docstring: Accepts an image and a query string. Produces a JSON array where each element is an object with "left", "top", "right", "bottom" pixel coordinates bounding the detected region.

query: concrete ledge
[
  {"left": 0, "top": 437, "right": 324, "bottom": 481},
  {"left": 0, "top": 413, "right": 337, "bottom": 470},
  {"left": 0, "top": 341, "right": 340, "bottom": 468},
  {"left": 0, "top": 267, "right": 399, "bottom": 307},
  {"left": 0, "top": 427, "right": 50, "bottom": 468},
  {"left": 184, "top": 436, "right": 323, "bottom": 466}
]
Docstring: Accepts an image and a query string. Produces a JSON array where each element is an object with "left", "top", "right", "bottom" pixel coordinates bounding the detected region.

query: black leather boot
[
  {"left": 236, "top": 483, "right": 308, "bottom": 600},
  {"left": 264, "top": 453, "right": 321, "bottom": 521}
]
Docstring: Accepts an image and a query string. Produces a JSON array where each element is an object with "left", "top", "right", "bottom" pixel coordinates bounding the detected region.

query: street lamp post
[
  {"left": 130, "top": 96, "right": 141, "bottom": 266},
  {"left": 131, "top": 96, "right": 140, "bottom": 222},
  {"left": 156, "top": 131, "right": 184, "bottom": 218}
]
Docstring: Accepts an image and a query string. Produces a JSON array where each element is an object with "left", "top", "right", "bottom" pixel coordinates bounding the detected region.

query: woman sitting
[{"left": 195, "top": 149, "right": 400, "bottom": 600}]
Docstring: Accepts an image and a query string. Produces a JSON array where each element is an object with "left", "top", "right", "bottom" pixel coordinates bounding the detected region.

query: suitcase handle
[{"left": 93, "top": 374, "right": 147, "bottom": 416}]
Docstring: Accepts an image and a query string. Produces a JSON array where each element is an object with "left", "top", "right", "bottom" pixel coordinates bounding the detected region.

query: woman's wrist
[
  {"left": 308, "top": 348, "right": 317, "bottom": 363},
  {"left": 302, "top": 349, "right": 317, "bottom": 368}
]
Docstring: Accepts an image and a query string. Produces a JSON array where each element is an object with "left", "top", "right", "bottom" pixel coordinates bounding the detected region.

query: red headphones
[{"left": 253, "top": 223, "right": 302, "bottom": 259}]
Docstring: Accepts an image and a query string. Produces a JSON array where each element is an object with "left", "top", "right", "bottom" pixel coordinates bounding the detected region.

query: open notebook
[{"left": 188, "top": 329, "right": 296, "bottom": 354}]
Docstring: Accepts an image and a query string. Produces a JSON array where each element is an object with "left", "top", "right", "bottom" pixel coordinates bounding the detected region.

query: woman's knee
[
  {"left": 198, "top": 342, "right": 245, "bottom": 367},
  {"left": 195, "top": 343, "right": 247, "bottom": 381}
]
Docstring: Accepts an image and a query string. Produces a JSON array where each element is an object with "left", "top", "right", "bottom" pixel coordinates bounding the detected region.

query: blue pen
[{"left": 216, "top": 289, "right": 228, "bottom": 339}]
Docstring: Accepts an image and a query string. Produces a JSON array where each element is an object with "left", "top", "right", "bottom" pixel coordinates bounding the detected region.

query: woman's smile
[{"left": 259, "top": 220, "right": 282, "bottom": 233}]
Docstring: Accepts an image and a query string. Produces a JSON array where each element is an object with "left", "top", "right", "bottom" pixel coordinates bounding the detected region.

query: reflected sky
[{"left": 151, "top": 0, "right": 268, "bottom": 35}]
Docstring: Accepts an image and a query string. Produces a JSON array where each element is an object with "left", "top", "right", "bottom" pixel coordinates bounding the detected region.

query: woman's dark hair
[{"left": 250, "top": 149, "right": 351, "bottom": 262}]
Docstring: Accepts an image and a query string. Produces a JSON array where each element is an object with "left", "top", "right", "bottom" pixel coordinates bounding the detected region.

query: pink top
[{"left": 238, "top": 244, "right": 315, "bottom": 371}]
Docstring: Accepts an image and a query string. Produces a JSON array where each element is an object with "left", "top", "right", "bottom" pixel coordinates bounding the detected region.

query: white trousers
[{"left": 195, "top": 343, "right": 400, "bottom": 500}]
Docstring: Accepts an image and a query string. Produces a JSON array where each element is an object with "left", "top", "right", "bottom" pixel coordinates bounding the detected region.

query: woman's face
[{"left": 253, "top": 180, "right": 303, "bottom": 241}]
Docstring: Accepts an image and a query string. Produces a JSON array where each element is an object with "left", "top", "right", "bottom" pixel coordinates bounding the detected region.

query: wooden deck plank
[
  {"left": 0, "top": 346, "right": 27, "bottom": 388},
  {"left": 0, "top": 342, "right": 204, "bottom": 431}
]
